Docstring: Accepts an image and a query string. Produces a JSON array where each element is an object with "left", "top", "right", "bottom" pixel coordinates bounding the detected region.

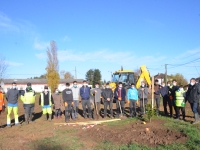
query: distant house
[
  {"left": 154, "top": 73, "right": 170, "bottom": 84},
  {"left": 1, "top": 79, "right": 84, "bottom": 93}
]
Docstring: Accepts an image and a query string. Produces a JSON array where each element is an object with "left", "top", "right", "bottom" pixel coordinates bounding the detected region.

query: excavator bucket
[{"left": 136, "top": 65, "right": 151, "bottom": 89}]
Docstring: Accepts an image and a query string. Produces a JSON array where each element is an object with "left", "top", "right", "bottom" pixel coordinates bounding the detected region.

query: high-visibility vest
[
  {"left": 175, "top": 90, "right": 185, "bottom": 107},
  {"left": 41, "top": 92, "right": 52, "bottom": 106},
  {"left": 21, "top": 91, "right": 35, "bottom": 104},
  {"left": 0, "top": 92, "right": 5, "bottom": 110}
]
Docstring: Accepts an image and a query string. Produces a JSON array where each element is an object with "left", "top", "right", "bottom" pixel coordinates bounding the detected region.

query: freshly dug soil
[{"left": 79, "top": 119, "right": 188, "bottom": 147}]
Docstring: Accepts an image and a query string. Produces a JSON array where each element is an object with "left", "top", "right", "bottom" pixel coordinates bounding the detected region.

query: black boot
[{"left": 192, "top": 113, "right": 199, "bottom": 124}]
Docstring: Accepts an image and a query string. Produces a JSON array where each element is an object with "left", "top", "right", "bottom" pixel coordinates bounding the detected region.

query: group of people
[{"left": 0, "top": 77, "right": 200, "bottom": 127}]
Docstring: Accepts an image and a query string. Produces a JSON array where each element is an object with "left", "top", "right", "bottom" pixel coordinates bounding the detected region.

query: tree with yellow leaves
[{"left": 46, "top": 40, "right": 60, "bottom": 92}]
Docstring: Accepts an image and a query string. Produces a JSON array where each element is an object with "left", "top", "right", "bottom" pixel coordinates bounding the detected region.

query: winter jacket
[
  {"left": 52, "top": 93, "right": 62, "bottom": 109},
  {"left": 6, "top": 88, "right": 19, "bottom": 104},
  {"left": 0, "top": 91, "right": 5, "bottom": 111},
  {"left": 114, "top": 87, "right": 126, "bottom": 101},
  {"left": 169, "top": 86, "right": 179, "bottom": 100},
  {"left": 39, "top": 92, "right": 54, "bottom": 106},
  {"left": 102, "top": 88, "right": 113, "bottom": 101},
  {"left": 21, "top": 91, "right": 36, "bottom": 104},
  {"left": 138, "top": 86, "right": 148, "bottom": 99},
  {"left": 175, "top": 90, "right": 185, "bottom": 107},
  {"left": 62, "top": 88, "right": 73, "bottom": 103},
  {"left": 127, "top": 87, "right": 138, "bottom": 100},
  {"left": 156, "top": 86, "right": 169, "bottom": 97},
  {"left": 154, "top": 84, "right": 160, "bottom": 98},
  {"left": 80, "top": 86, "right": 90, "bottom": 100},
  {"left": 92, "top": 88, "right": 102, "bottom": 102},
  {"left": 71, "top": 86, "right": 80, "bottom": 101},
  {"left": 186, "top": 83, "right": 200, "bottom": 103}
]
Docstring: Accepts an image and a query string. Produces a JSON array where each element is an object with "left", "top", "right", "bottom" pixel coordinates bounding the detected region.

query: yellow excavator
[{"left": 109, "top": 65, "right": 151, "bottom": 91}]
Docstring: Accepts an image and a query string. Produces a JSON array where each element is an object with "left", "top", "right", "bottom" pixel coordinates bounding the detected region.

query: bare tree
[
  {"left": 0, "top": 56, "right": 8, "bottom": 81},
  {"left": 46, "top": 41, "right": 60, "bottom": 91}
]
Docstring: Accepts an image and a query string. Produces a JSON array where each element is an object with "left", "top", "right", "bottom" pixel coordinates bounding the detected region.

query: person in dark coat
[
  {"left": 186, "top": 78, "right": 200, "bottom": 124},
  {"left": 114, "top": 82, "right": 126, "bottom": 117},
  {"left": 102, "top": 83, "right": 113, "bottom": 118}
]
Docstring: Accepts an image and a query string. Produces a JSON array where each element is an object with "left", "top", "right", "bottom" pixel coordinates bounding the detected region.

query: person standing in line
[
  {"left": 80, "top": 80, "right": 92, "bottom": 119},
  {"left": 156, "top": 82, "right": 172, "bottom": 117},
  {"left": 154, "top": 79, "right": 161, "bottom": 116},
  {"left": 21, "top": 83, "right": 36, "bottom": 124},
  {"left": 6, "top": 82, "right": 20, "bottom": 127},
  {"left": 52, "top": 88, "right": 62, "bottom": 119},
  {"left": 169, "top": 80, "right": 179, "bottom": 117},
  {"left": 71, "top": 81, "right": 80, "bottom": 120},
  {"left": 39, "top": 86, "right": 54, "bottom": 121},
  {"left": 0, "top": 87, "right": 5, "bottom": 115},
  {"left": 114, "top": 82, "right": 126, "bottom": 118},
  {"left": 138, "top": 81, "right": 148, "bottom": 115},
  {"left": 186, "top": 78, "right": 200, "bottom": 124},
  {"left": 175, "top": 85, "right": 186, "bottom": 121},
  {"left": 102, "top": 83, "right": 113, "bottom": 118},
  {"left": 62, "top": 83, "right": 75, "bottom": 122},
  {"left": 91, "top": 83, "right": 102, "bottom": 118},
  {"left": 127, "top": 83, "right": 138, "bottom": 118}
]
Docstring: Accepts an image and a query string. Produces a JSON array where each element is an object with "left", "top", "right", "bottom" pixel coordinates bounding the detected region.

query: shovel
[
  {"left": 143, "top": 91, "right": 145, "bottom": 115},
  {"left": 94, "top": 93, "right": 99, "bottom": 120},
  {"left": 118, "top": 100, "right": 126, "bottom": 120}
]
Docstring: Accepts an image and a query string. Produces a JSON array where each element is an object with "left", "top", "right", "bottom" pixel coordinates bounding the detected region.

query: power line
[{"left": 168, "top": 58, "right": 200, "bottom": 69}]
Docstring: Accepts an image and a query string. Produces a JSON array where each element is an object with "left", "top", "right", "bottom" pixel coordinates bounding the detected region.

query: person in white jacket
[{"left": 71, "top": 81, "right": 80, "bottom": 119}]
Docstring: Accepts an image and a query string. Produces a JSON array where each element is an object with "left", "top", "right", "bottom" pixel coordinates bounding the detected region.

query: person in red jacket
[{"left": 0, "top": 87, "right": 5, "bottom": 115}]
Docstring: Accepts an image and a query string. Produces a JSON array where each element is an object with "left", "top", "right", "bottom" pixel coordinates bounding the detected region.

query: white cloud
[
  {"left": 62, "top": 36, "right": 71, "bottom": 42},
  {"left": 35, "top": 53, "right": 46, "bottom": 59},
  {"left": 5, "top": 61, "right": 23, "bottom": 66},
  {"left": 34, "top": 39, "right": 49, "bottom": 50}
]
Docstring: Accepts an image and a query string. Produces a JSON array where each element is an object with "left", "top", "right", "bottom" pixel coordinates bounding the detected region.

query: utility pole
[
  {"left": 165, "top": 64, "right": 168, "bottom": 85},
  {"left": 75, "top": 66, "right": 77, "bottom": 79}
]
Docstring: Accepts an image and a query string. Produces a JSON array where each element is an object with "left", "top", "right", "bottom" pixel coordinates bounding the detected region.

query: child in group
[{"left": 52, "top": 88, "right": 62, "bottom": 119}]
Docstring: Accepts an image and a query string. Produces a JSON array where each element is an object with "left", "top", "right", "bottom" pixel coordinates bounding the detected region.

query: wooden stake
[
  {"left": 54, "top": 118, "right": 121, "bottom": 125},
  {"left": 151, "top": 76, "right": 154, "bottom": 109}
]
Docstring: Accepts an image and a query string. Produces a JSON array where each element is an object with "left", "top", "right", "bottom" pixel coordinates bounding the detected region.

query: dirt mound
[{"left": 79, "top": 120, "right": 188, "bottom": 147}]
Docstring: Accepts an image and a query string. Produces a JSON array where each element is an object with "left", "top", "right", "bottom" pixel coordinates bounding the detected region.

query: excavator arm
[{"left": 136, "top": 65, "right": 151, "bottom": 89}]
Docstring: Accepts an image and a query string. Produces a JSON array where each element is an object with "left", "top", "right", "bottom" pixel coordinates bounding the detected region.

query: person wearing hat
[
  {"left": 102, "top": 83, "right": 113, "bottom": 118},
  {"left": 6, "top": 82, "right": 20, "bottom": 127},
  {"left": 62, "top": 83, "right": 74, "bottom": 122},
  {"left": 127, "top": 83, "right": 138, "bottom": 117},
  {"left": 39, "top": 86, "right": 54, "bottom": 121},
  {"left": 21, "top": 83, "right": 36, "bottom": 124}
]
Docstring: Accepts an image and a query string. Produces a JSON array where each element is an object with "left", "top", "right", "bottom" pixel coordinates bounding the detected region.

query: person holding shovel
[
  {"left": 91, "top": 83, "right": 102, "bottom": 119},
  {"left": 62, "top": 83, "right": 75, "bottom": 122},
  {"left": 127, "top": 83, "right": 138, "bottom": 118},
  {"left": 138, "top": 82, "right": 148, "bottom": 115},
  {"left": 114, "top": 82, "right": 126, "bottom": 118},
  {"left": 39, "top": 86, "right": 54, "bottom": 121},
  {"left": 102, "top": 83, "right": 113, "bottom": 118}
]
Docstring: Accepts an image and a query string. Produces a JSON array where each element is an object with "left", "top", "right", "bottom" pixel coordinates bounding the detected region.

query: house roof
[
  {"left": 154, "top": 73, "right": 170, "bottom": 79},
  {"left": 1, "top": 79, "right": 84, "bottom": 84}
]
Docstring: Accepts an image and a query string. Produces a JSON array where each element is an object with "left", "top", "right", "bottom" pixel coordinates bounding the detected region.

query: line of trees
[{"left": 85, "top": 69, "right": 102, "bottom": 87}]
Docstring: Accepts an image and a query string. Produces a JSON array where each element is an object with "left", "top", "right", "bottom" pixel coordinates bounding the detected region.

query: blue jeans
[
  {"left": 55, "top": 109, "right": 62, "bottom": 117},
  {"left": 190, "top": 102, "right": 199, "bottom": 114}
]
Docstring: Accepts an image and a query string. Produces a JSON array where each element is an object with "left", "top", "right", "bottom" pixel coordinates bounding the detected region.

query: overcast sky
[{"left": 0, "top": 0, "right": 200, "bottom": 82}]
